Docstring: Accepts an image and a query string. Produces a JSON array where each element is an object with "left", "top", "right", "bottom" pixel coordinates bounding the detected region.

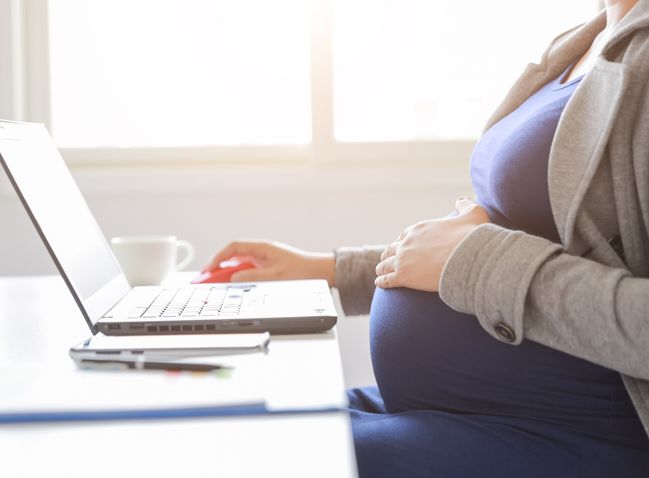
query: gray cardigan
[{"left": 334, "top": 3, "right": 649, "bottom": 438}]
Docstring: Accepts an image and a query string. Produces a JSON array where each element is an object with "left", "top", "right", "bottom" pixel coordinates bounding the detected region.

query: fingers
[
  {"left": 455, "top": 196, "right": 475, "bottom": 215},
  {"left": 455, "top": 196, "right": 490, "bottom": 224},
  {"left": 381, "top": 225, "right": 410, "bottom": 261},
  {"left": 203, "top": 241, "right": 267, "bottom": 272},
  {"left": 375, "top": 272, "right": 399, "bottom": 289},
  {"left": 380, "top": 242, "right": 399, "bottom": 261},
  {"left": 375, "top": 255, "right": 399, "bottom": 289},
  {"left": 375, "top": 255, "right": 396, "bottom": 277},
  {"left": 380, "top": 247, "right": 388, "bottom": 261}
]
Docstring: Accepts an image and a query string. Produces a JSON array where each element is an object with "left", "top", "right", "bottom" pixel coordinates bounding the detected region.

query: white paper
[{"left": 0, "top": 360, "right": 266, "bottom": 414}]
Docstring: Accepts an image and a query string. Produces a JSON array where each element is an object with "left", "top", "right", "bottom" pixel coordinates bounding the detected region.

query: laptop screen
[{"left": 0, "top": 121, "right": 130, "bottom": 330}]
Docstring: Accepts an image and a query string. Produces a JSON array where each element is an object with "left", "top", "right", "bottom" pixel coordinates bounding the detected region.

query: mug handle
[{"left": 175, "top": 240, "right": 195, "bottom": 271}]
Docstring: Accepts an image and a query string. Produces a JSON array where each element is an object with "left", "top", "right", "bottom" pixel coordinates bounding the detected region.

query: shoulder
[
  {"left": 533, "top": 23, "right": 585, "bottom": 66},
  {"left": 619, "top": 28, "right": 649, "bottom": 67},
  {"left": 537, "top": 12, "right": 607, "bottom": 67}
]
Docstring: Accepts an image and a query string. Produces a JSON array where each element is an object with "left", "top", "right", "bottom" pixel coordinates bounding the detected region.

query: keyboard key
[
  {"left": 200, "top": 311, "right": 219, "bottom": 317},
  {"left": 185, "top": 302, "right": 205, "bottom": 309},
  {"left": 222, "top": 304, "right": 241, "bottom": 310}
]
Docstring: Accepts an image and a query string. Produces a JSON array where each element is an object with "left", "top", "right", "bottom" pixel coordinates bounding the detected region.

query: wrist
[{"left": 310, "top": 253, "right": 336, "bottom": 287}]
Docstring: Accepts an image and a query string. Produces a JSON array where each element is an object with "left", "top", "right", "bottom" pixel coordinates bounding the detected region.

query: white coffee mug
[{"left": 110, "top": 235, "right": 195, "bottom": 286}]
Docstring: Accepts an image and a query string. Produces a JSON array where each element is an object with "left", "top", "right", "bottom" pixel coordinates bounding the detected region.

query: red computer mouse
[{"left": 191, "top": 256, "right": 258, "bottom": 284}]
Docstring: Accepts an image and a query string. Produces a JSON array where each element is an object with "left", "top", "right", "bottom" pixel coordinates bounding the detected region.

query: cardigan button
[{"left": 495, "top": 323, "right": 516, "bottom": 343}]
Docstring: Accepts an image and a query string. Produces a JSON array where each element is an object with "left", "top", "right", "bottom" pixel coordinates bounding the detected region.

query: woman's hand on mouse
[
  {"left": 374, "top": 197, "right": 490, "bottom": 292},
  {"left": 203, "top": 240, "right": 336, "bottom": 286}
]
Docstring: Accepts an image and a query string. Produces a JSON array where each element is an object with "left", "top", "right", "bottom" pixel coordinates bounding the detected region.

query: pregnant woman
[{"left": 204, "top": 1, "right": 649, "bottom": 476}]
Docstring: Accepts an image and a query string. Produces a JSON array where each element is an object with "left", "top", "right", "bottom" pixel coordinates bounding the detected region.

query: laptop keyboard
[{"left": 127, "top": 286, "right": 250, "bottom": 320}]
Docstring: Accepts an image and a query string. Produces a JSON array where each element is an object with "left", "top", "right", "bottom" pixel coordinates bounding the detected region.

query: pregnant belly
[{"left": 369, "top": 287, "right": 627, "bottom": 419}]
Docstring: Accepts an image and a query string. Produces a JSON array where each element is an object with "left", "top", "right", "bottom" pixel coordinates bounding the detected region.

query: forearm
[
  {"left": 526, "top": 255, "right": 649, "bottom": 377},
  {"left": 439, "top": 223, "right": 649, "bottom": 380},
  {"left": 334, "top": 245, "right": 385, "bottom": 316},
  {"left": 307, "top": 252, "right": 336, "bottom": 287}
]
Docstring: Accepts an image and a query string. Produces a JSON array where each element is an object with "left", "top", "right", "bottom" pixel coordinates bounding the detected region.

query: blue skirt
[{"left": 348, "top": 288, "right": 649, "bottom": 478}]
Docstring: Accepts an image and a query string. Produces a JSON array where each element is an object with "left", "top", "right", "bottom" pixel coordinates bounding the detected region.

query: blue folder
[{"left": 0, "top": 404, "right": 343, "bottom": 424}]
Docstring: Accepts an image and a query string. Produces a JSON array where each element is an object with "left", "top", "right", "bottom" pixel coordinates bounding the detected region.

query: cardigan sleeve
[
  {"left": 438, "top": 223, "right": 649, "bottom": 381},
  {"left": 334, "top": 245, "right": 386, "bottom": 316}
]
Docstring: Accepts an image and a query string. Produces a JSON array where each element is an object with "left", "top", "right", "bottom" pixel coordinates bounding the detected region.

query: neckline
[{"left": 552, "top": 62, "right": 585, "bottom": 90}]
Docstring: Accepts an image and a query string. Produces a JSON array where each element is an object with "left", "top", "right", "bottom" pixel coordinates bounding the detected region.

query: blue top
[
  {"left": 365, "top": 63, "right": 649, "bottom": 449},
  {"left": 470, "top": 67, "right": 584, "bottom": 241}
]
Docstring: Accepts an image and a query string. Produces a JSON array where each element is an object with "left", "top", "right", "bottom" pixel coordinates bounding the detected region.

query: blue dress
[{"left": 348, "top": 65, "right": 649, "bottom": 477}]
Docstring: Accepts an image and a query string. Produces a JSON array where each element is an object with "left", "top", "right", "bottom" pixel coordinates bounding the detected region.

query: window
[
  {"left": 15, "top": 0, "right": 601, "bottom": 161},
  {"left": 48, "top": 0, "right": 311, "bottom": 148},
  {"left": 333, "top": 0, "right": 601, "bottom": 141}
]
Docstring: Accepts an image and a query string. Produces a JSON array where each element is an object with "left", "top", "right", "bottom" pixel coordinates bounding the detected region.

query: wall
[
  {"left": 0, "top": 0, "right": 479, "bottom": 390},
  {"left": 0, "top": 161, "right": 472, "bottom": 388}
]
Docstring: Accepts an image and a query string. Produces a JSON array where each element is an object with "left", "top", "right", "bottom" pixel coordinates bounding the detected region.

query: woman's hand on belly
[{"left": 375, "top": 197, "right": 490, "bottom": 292}]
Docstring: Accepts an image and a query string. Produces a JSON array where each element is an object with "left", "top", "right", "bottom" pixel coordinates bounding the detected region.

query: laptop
[{"left": 0, "top": 120, "right": 337, "bottom": 336}]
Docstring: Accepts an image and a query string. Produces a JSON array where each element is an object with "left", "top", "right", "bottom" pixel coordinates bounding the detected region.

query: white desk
[{"left": 0, "top": 275, "right": 358, "bottom": 477}]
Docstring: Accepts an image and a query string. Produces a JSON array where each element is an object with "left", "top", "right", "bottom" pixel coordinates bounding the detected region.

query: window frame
[{"left": 5, "top": 0, "right": 474, "bottom": 167}]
